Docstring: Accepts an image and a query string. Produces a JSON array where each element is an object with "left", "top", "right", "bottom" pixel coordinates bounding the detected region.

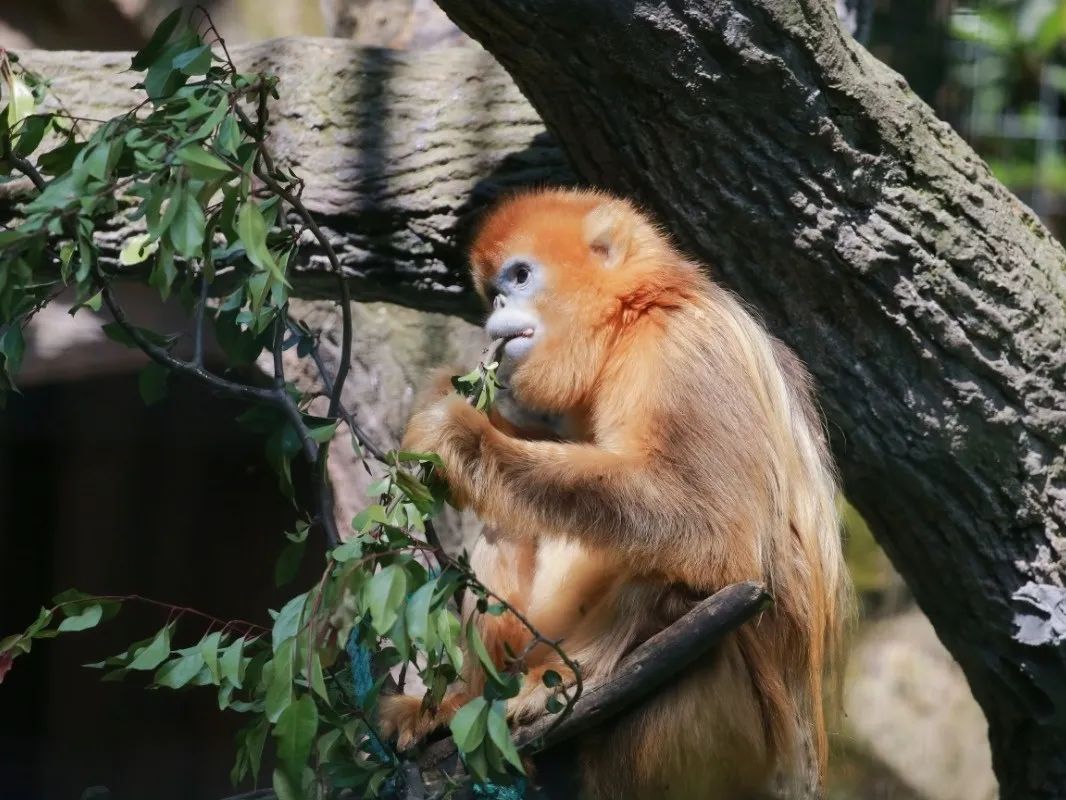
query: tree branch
[{"left": 418, "top": 581, "right": 770, "bottom": 770}]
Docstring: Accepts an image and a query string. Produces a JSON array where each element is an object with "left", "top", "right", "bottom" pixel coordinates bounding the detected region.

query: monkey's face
[{"left": 469, "top": 190, "right": 650, "bottom": 414}]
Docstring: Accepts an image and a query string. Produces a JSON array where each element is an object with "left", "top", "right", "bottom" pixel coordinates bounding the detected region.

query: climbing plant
[{"left": 0, "top": 9, "right": 577, "bottom": 799}]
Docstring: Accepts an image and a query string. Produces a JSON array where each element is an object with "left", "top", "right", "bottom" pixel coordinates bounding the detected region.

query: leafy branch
[{"left": 0, "top": 8, "right": 585, "bottom": 800}]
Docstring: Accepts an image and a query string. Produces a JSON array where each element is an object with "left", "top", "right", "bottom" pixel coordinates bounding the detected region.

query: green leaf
[
  {"left": 450, "top": 696, "right": 489, "bottom": 754},
  {"left": 13, "top": 113, "right": 52, "bottom": 157},
  {"left": 217, "top": 115, "right": 241, "bottom": 156},
  {"left": 130, "top": 8, "right": 183, "bottom": 70},
  {"left": 274, "top": 539, "right": 306, "bottom": 587},
  {"left": 244, "top": 718, "right": 270, "bottom": 783},
  {"left": 405, "top": 579, "right": 437, "bottom": 648},
  {"left": 119, "top": 233, "right": 158, "bottom": 266},
  {"left": 199, "top": 631, "right": 222, "bottom": 683},
  {"left": 138, "top": 362, "right": 169, "bottom": 406},
  {"left": 330, "top": 540, "right": 362, "bottom": 563},
  {"left": 220, "top": 636, "right": 246, "bottom": 689},
  {"left": 176, "top": 145, "right": 232, "bottom": 181},
  {"left": 352, "top": 504, "right": 388, "bottom": 533},
  {"left": 57, "top": 603, "right": 102, "bottom": 632},
  {"left": 265, "top": 637, "right": 295, "bottom": 723},
  {"left": 272, "top": 768, "right": 299, "bottom": 800},
  {"left": 467, "top": 620, "right": 502, "bottom": 685},
  {"left": 37, "top": 140, "right": 86, "bottom": 176},
  {"left": 236, "top": 200, "right": 284, "bottom": 282},
  {"left": 172, "top": 44, "right": 212, "bottom": 75},
  {"left": 26, "top": 607, "right": 54, "bottom": 638},
  {"left": 0, "top": 325, "right": 26, "bottom": 386},
  {"left": 168, "top": 186, "right": 207, "bottom": 258},
  {"left": 272, "top": 593, "right": 308, "bottom": 652},
  {"left": 154, "top": 651, "right": 205, "bottom": 689},
  {"left": 128, "top": 626, "right": 171, "bottom": 671},
  {"left": 5, "top": 73, "right": 35, "bottom": 128},
  {"left": 83, "top": 141, "right": 114, "bottom": 181},
  {"left": 304, "top": 417, "right": 338, "bottom": 444},
  {"left": 366, "top": 564, "right": 406, "bottom": 636},
  {"left": 309, "top": 651, "right": 329, "bottom": 703},
  {"left": 487, "top": 701, "right": 525, "bottom": 773},
  {"left": 437, "top": 608, "right": 463, "bottom": 671}
]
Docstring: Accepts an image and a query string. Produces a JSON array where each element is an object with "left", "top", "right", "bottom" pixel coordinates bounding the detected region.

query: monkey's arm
[{"left": 403, "top": 395, "right": 690, "bottom": 562}]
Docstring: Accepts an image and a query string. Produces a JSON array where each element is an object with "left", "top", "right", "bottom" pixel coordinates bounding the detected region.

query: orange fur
[{"left": 385, "top": 189, "right": 851, "bottom": 798}]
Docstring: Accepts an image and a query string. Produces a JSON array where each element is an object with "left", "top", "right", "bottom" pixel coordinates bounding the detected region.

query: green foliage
[
  {"left": 0, "top": 10, "right": 576, "bottom": 797},
  {"left": 452, "top": 357, "right": 503, "bottom": 412}
]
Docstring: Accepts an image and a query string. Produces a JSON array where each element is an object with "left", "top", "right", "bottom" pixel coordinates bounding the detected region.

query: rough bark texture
[
  {"left": 7, "top": 39, "right": 573, "bottom": 318},
  {"left": 427, "top": 1, "right": 1066, "bottom": 795}
]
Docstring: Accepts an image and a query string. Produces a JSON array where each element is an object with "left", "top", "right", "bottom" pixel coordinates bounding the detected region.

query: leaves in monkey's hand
[{"left": 451, "top": 359, "right": 502, "bottom": 411}]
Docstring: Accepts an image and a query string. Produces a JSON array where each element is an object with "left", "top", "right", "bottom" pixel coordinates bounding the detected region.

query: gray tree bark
[
  {"left": 7, "top": 3, "right": 1066, "bottom": 794},
  {"left": 428, "top": 1, "right": 1066, "bottom": 796}
]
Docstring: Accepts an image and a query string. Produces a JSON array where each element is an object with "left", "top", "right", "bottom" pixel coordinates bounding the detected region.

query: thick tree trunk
[
  {"left": 6, "top": 40, "right": 573, "bottom": 318},
  {"left": 428, "top": 1, "right": 1066, "bottom": 795}
]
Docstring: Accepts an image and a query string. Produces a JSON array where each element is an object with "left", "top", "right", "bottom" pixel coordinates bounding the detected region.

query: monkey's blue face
[{"left": 484, "top": 255, "right": 544, "bottom": 362}]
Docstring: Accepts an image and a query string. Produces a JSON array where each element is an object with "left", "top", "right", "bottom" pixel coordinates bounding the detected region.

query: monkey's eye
[{"left": 513, "top": 263, "right": 531, "bottom": 286}]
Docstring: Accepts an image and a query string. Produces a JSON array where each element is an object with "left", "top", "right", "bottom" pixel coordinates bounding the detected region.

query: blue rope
[
  {"left": 346, "top": 627, "right": 394, "bottom": 765},
  {"left": 472, "top": 778, "right": 527, "bottom": 799}
]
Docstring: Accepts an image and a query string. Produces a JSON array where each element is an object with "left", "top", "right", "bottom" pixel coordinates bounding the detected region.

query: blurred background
[{"left": 2, "top": 1, "right": 1062, "bottom": 799}]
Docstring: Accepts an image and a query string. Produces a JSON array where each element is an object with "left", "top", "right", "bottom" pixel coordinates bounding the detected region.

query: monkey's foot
[
  {"left": 507, "top": 665, "right": 576, "bottom": 724},
  {"left": 377, "top": 692, "right": 464, "bottom": 750}
]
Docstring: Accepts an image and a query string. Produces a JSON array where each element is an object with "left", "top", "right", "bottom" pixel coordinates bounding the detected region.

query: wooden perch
[{"left": 418, "top": 581, "right": 771, "bottom": 772}]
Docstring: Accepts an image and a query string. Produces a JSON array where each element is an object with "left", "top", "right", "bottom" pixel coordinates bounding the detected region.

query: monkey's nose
[{"left": 493, "top": 294, "right": 507, "bottom": 310}]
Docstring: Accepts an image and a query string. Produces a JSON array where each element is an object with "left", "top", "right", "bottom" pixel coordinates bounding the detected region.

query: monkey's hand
[
  {"left": 401, "top": 393, "right": 490, "bottom": 508},
  {"left": 411, "top": 366, "right": 462, "bottom": 413}
]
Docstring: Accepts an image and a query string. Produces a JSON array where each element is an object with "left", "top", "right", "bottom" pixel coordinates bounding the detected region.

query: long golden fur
[{"left": 380, "top": 188, "right": 850, "bottom": 799}]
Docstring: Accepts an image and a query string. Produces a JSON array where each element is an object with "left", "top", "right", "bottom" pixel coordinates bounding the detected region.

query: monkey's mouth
[{"left": 488, "top": 329, "right": 535, "bottom": 363}]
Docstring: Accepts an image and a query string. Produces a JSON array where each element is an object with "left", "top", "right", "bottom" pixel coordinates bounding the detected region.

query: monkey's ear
[{"left": 584, "top": 202, "right": 633, "bottom": 269}]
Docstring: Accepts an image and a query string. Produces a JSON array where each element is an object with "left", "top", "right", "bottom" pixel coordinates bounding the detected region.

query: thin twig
[
  {"left": 96, "top": 273, "right": 278, "bottom": 405},
  {"left": 8, "top": 152, "right": 47, "bottom": 191},
  {"left": 193, "top": 271, "right": 209, "bottom": 368}
]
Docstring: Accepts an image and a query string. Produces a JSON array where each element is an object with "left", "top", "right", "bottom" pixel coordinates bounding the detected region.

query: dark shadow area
[{"left": 0, "top": 370, "right": 324, "bottom": 800}]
